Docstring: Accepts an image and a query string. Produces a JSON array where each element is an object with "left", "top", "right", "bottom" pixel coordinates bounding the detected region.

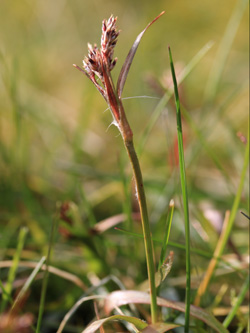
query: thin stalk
[
  {"left": 217, "top": 131, "right": 249, "bottom": 257},
  {"left": 223, "top": 274, "right": 249, "bottom": 328},
  {"left": 11, "top": 256, "right": 46, "bottom": 312},
  {"left": 36, "top": 219, "right": 57, "bottom": 333},
  {"left": 205, "top": 0, "right": 248, "bottom": 103},
  {"left": 158, "top": 199, "right": 174, "bottom": 270},
  {"left": 168, "top": 46, "right": 191, "bottom": 333},
  {"left": 0, "top": 227, "right": 28, "bottom": 312},
  {"left": 194, "top": 210, "right": 230, "bottom": 306},
  {"left": 138, "top": 41, "right": 214, "bottom": 155},
  {"left": 115, "top": 227, "right": 247, "bottom": 272},
  {"left": 124, "top": 137, "right": 157, "bottom": 324}
]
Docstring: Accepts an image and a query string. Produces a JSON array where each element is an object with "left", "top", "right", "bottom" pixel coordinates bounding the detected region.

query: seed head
[
  {"left": 83, "top": 43, "right": 103, "bottom": 81},
  {"left": 75, "top": 12, "right": 164, "bottom": 139},
  {"left": 101, "top": 15, "right": 119, "bottom": 70},
  {"left": 82, "top": 15, "right": 119, "bottom": 86}
]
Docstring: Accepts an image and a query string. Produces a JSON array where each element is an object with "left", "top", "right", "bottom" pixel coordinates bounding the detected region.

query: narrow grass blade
[
  {"left": 223, "top": 274, "right": 249, "bottom": 328},
  {"left": 114, "top": 227, "right": 228, "bottom": 266},
  {"left": 0, "top": 260, "right": 86, "bottom": 291},
  {"left": 117, "top": 12, "right": 165, "bottom": 99},
  {"left": 83, "top": 314, "right": 148, "bottom": 333},
  {"left": 0, "top": 227, "right": 28, "bottom": 312},
  {"left": 57, "top": 295, "right": 106, "bottom": 333},
  {"left": 115, "top": 227, "right": 246, "bottom": 274},
  {"left": 168, "top": 46, "right": 191, "bottom": 333},
  {"left": 205, "top": 0, "right": 248, "bottom": 102},
  {"left": 104, "top": 290, "right": 229, "bottom": 333},
  {"left": 138, "top": 41, "right": 214, "bottom": 155},
  {"left": 194, "top": 211, "right": 230, "bottom": 306},
  {"left": 180, "top": 105, "right": 232, "bottom": 186},
  {"left": 36, "top": 219, "right": 57, "bottom": 333},
  {"left": 0, "top": 279, "right": 9, "bottom": 300},
  {"left": 158, "top": 199, "right": 174, "bottom": 270},
  {"left": 10, "top": 256, "right": 46, "bottom": 312},
  {"left": 217, "top": 131, "right": 249, "bottom": 258}
]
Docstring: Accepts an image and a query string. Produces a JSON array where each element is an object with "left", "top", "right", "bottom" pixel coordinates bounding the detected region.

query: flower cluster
[
  {"left": 83, "top": 44, "right": 103, "bottom": 80},
  {"left": 101, "top": 16, "right": 119, "bottom": 70},
  {"left": 82, "top": 15, "right": 119, "bottom": 89},
  {"left": 74, "top": 12, "right": 164, "bottom": 140},
  {"left": 74, "top": 15, "right": 122, "bottom": 126}
]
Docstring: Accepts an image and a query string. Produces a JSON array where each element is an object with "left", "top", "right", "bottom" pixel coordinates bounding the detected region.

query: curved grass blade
[
  {"left": 117, "top": 11, "right": 165, "bottom": 99},
  {"left": 223, "top": 274, "right": 249, "bottom": 328},
  {"left": 168, "top": 46, "right": 191, "bottom": 333},
  {"left": 82, "top": 314, "right": 148, "bottom": 333},
  {"left": 141, "top": 322, "right": 180, "bottom": 332},
  {"left": 57, "top": 274, "right": 137, "bottom": 333},
  {"left": 0, "top": 227, "right": 28, "bottom": 312},
  {"left": 104, "top": 290, "right": 229, "bottom": 333},
  {"left": 57, "top": 295, "right": 106, "bottom": 333},
  {"left": 10, "top": 256, "right": 46, "bottom": 312},
  {"left": 0, "top": 260, "right": 86, "bottom": 291}
]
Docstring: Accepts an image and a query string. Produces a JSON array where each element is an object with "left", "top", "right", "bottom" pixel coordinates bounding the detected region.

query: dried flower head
[
  {"left": 82, "top": 15, "right": 119, "bottom": 83},
  {"left": 101, "top": 15, "right": 119, "bottom": 70},
  {"left": 83, "top": 44, "right": 103, "bottom": 78},
  {"left": 74, "top": 15, "right": 119, "bottom": 103},
  {"left": 74, "top": 12, "right": 164, "bottom": 139}
]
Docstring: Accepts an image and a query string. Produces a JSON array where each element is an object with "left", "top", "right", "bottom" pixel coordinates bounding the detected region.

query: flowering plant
[
  {"left": 74, "top": 12, "right": 164, "bottom": 324},
  {"left": 74, "top": 13, "right": 164, "bottom": 142}
]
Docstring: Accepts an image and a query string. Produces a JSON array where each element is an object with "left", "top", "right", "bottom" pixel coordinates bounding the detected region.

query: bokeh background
[{"left": 0, "top": 0, "right": 249, "bottom": 331}]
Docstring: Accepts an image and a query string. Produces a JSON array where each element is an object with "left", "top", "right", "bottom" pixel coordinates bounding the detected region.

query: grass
[
  {"left": 169, "top": 46, "right": 191, "bottom": 332},
  {"left": 0, "top": 1, "right": 249, "bottom": 332}
]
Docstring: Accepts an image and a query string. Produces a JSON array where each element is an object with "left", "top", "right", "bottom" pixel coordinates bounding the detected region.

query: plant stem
[
  {"left": 36, "top": 218, "right": 57, "bottom": 333},
  {"left": 168, "top": 46, "right": 191, "bottom": 332},
  {"left": 124, "top": 137, "right": 157, "bottom": 324},
  {"left": 1, "top": 227, "right": 28, "bottom": 312},
  {"left": 194, "top": 210, "right": 230, "bottom": 306},
  {"left": 223, "top": 274, "right": 249, "bottom": 328}
]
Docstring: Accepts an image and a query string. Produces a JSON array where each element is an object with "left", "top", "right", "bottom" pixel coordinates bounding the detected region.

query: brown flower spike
[{"left": 74, "top": 12, "right": 165, "bottom": 142}]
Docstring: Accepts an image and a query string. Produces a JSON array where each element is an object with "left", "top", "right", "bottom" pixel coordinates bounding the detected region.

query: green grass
[
  {"left": 0, "top": 1, "right": 249, "bottom": 332},
  {"left": 169, "top": 46, "right": 191, "bottom": 332}
]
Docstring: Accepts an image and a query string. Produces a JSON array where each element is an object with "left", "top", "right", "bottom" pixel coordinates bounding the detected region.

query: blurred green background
[{"left": 0, "top": 0, "right": 249, "bottom": 330}]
